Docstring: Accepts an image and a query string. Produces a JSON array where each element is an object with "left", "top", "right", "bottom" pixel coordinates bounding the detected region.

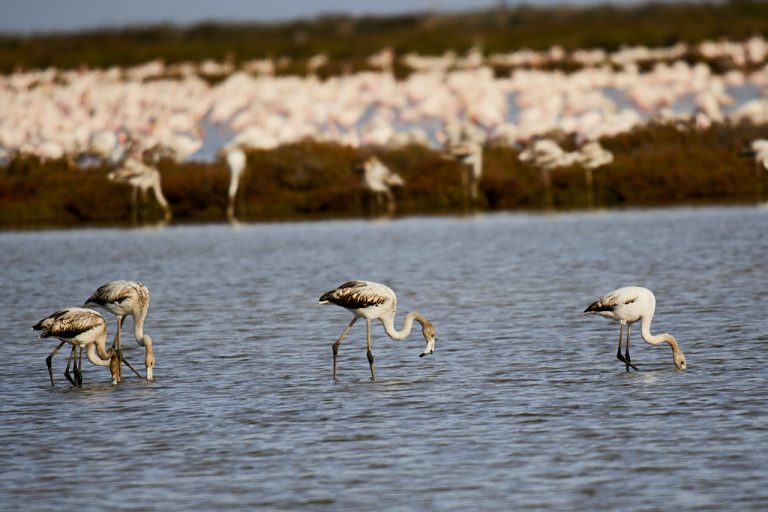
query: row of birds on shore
[
  {"left": 107, "top": 132, "right": 768, "bottom": 223},
  {"left": 99, "top": 130, "right": 614, "bottom": 222},
  {"left": 33, "top": 279, "right": 685, "bottom": 387}
]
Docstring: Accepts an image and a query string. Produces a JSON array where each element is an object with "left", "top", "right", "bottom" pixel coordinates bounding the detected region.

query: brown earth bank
[{"left": 1, "top": 122, "right": 766, "bottom": 230}]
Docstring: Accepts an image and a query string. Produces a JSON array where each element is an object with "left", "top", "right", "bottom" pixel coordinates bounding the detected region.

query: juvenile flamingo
[
  {"left": 354, "top": 157, "right": 404, "bottom": 217},
  {"left": 108, "top": 158, "right": 172, "bottom": 222},
  {"left": 32, "top": 307, "right": 121, "bottom": 386},
  {"left": 84, "top": 280, "right": 155, "bottom": 380},
  {"left": 583, "top": 286, "right": 687, "bottom": 371},
  {"left": 319, "top": 280, "right": 437, "bottom": 381}
]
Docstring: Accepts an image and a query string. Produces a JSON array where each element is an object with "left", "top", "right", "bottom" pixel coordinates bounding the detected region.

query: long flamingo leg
[
  {"left": 45, "top": 340, "right": 67, "bottom": 386},
  {"left": 615, "top": 324, "right": 639, "bottom": 371},
  {"left": 75, "top": 346, "right": 84, "bottom": 386},
  {"left": 63, "top": 344, "right": 77, "bottom": 387},
  {"left": 114, "top": 315, "right": 125, "bottom": 382},
  {"left": 332, "top": 317, "right": 358, "bottom": 380},
  {"left": 366, "top": 319, "right": 376, "bottom": 381},
  {"left": 616, "top": 323, "right": 624, "bottom": 364},
  {"left": 120, "top": 356, "right": 144, "bottom": 380}
]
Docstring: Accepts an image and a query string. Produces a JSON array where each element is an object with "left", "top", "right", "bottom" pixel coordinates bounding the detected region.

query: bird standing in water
[
  {"left": 84, "top": 280, "right": 155, "bottom": 381},
  {"left": 33, "top": 307, "right": 121, "bottom": 386},
  {"left": 319, "top": 280, "right": 437, "bottom": 381},
  {"left": 584, "top": 286, "right": 686, "bottom": 371}
]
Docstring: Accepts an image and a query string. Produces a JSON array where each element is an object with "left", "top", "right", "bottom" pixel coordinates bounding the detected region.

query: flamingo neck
[
  {"left": 640, "top": 317, "right": 682, "bottom": 356},
  {"left": 640, "top": 315, "right": 664, "bottom": 345},
  {"left": 86, "top": 342, "right": 114, "bottom": 366},
  {"left": 380, "top": 312, "right": 427, "bottom": 341},
  {"left": 133, "top": 307, "right": 148, "bottom": 344},
  {"left": 228, "top": 169, "right": 241, "bottom": 200}
]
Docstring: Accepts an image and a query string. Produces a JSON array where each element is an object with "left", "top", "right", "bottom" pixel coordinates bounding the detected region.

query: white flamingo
[
  {"left": 319, "top": 280, "right": 437, "bottom": 381},
  {"left": 519, "top": 139, "right": 577, "bottom": 209},
  {"left": 84, "top": 280, "right": 155, "bottom": 381},
  {"left": 739, "top": 139, "right": 768, "bottom": 202},
  {"left": 449, "top": 140, "right": 483, "bottom": 204},
  {"left": 225, "top": 147, "right": 247, "bottom": 221},
  {"left": 108, "top": 158, "right": 172, "bottom": 222},
  {"left": 356, "top": 156, "right": 404, "bottom": 217},
  {"left": 32, "top": 307, "right": 120, "bottom": 386},
  {"left": 576, "top": 141, "right": 613, "bottom": 208},
  {"left": 583, "top": 286, "right": 687, "bottom": 371}
]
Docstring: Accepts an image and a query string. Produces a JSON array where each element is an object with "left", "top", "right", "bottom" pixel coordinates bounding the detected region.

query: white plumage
[
  {"left": 356, "top": 157, "right": 404, "bottom": 216},
  {"left": 449, "top": 140, "right": 483, "bottom": 202},
  {"left": 225, "top": 147, "right": 247, "bottom": 221},
  {"left": 584, "top": 286, "right": 687, "bottom": 371},
  {"left": 319, "top": 280, "right": 437, "bottom": 381}
]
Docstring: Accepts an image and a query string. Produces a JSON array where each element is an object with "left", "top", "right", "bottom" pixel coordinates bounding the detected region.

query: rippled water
[{"left": 1, "top": 206, "right": 766, "bottom": 511}]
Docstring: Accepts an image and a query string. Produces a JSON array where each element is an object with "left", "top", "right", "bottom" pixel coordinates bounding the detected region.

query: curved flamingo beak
[{"left": 420, "top": 338, "right": 435, "bottom": 358}]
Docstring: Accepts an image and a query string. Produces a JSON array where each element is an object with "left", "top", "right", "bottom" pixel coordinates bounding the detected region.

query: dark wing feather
[
  {"left": 583, "top": 293, "right": 637, "bottom": 313},
  {"left": 34, "top": 309, "right": 103, "bottom": 338},
  {"left": 84, "top": 282, "right": 132, "bottom": 307},
  {"left": 319, "top": 281, "right": 388, "bottom": 309}
]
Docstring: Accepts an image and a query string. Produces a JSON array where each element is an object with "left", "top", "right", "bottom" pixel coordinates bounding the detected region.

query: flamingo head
[
  {"left": 673, "top": 349, "right": 686, "bottom": 370},
  {"left": 144, "top": 335, "right": 155, "bottom": 381},
  {"left": 419, "top": 322, "right": 437, "bottom": 358},
  {"left": 109, "top": 351, "right": 121, "bottom": 385},
  {"left": 666, "top": 334, "right": 686, "bottom": 370}
]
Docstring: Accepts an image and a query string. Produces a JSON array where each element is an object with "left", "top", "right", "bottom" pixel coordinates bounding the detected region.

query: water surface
[{"left": 1, "top": 206, "right": 766, "bottom": 510}]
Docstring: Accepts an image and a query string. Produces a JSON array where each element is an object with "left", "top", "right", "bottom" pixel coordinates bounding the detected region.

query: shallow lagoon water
[{"left": 1, "top": 206, "right": 766, "bottom": 510}]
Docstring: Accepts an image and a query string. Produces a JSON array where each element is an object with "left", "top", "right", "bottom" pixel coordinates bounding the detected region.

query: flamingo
[
  {"left": 519, "top": 139, "right": 578, "bottom": 209},
  {"left": 449, "top": 140, "right": 483, "bottom": 205},
  {"left": 738, "top": 139, "right": 768, "bottom": 202},
  {"left": 575, "top": 141, "right": 613, "bottom": 209},
  {"left": 32, "top": 307, "right": 121, "bottom": 386},
  {"left": 108, "top": 158, "right": 172, "bottom": 222},
  {"left": 355, "top": 157, "right": 404, "bottom": 217},
  {"left": 318, "top": 280, "right": 437, "bottom": 381},
  {"left": 84, "top": 280, "right": 155, "bottom": 381},
  {"left": 224, "top": 147, "right": 246, "bottom": 221},
  {"left": 583, "top": 286, "right": 687, "bottom": 372}
]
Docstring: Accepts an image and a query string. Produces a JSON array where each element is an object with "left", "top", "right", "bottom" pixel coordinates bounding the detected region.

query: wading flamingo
[
  {"left": 583, "top": 286, "right": 686, "bottom": 371},
  {"left": 354, "top": 157, "right": 404, "bottom": 217},
  {"left": 33, "top": 308, "right": 121, "bottom": 386},
  {"left": 738, "top": 139, "right": 768, "bottom": 202},
  {"left": 449, "top": 140, "right": 483, "bottom": 206},
  {"left": 319, "top": 280, "right": 437, "bottom": 381},
  {"left": 84, "top": 280, "right": 155, "bottom": 381},
  {"left": 575, "top": 141, "right": 613, "bottom": 209},
  {"left": 225, "top": 147, "right": 247, "bottom": 221},
  {"left": 108, "top": 158, "right": 172, "bottom": 222}
]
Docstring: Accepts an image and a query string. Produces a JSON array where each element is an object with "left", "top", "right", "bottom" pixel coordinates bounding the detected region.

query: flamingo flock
[
  {"left": 2, "top": 34, "right": 758, "bottom": 382},
  {"left": 0, "top": 36, "right": 766, "bottom": 221},
  {"left": 1, "top": 36, "right": 767, "bottom": 167},
  {"left": 32, "top": 276, "right": 688, "bottom": 385}
]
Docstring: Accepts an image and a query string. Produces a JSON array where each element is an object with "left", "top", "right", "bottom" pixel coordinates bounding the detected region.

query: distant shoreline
[{"left": 2, "top": 122, "right": 765, "bottom": 230}]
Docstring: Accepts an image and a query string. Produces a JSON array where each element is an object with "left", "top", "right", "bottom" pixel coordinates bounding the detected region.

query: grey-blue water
[{"left": 1, "top": 206, "right": 766, "bottom": 511}]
